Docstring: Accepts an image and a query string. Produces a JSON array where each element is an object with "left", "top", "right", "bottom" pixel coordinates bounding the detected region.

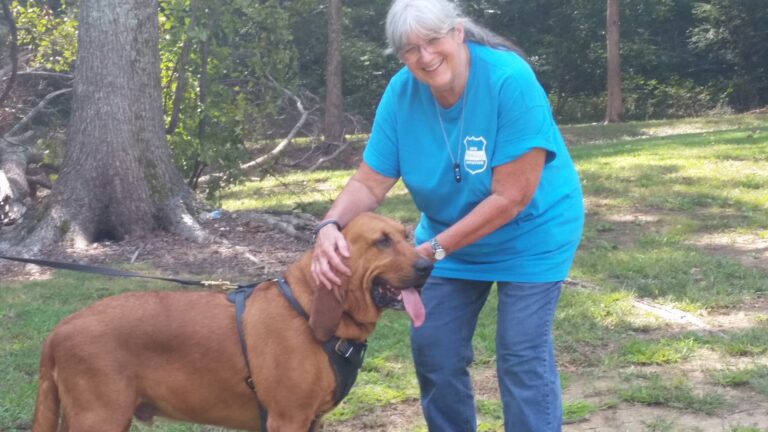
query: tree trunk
[
  {"left": 323, "top": 0, "right": 344, "bottom": 147},
  {"left": 604, "top": 0, "right": 624, "bottom": 123},
  {"left": 2, "top": 0, "right": 207, "bottom": 253},
  {"left": 0, "top": 0, "right": 19, "bottom": 106}
]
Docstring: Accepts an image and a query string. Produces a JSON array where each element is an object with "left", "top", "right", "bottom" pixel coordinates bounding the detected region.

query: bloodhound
[{"left": 31, "top": 212, "right": 432, "bottom": 432}]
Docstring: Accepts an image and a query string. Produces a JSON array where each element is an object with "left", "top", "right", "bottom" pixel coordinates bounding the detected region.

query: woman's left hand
[{"left": 416, "top": 242, "right": 434, "bottom": 262}]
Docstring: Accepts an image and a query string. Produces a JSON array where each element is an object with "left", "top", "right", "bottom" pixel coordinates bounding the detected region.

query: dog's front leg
[{"left": 265, "top": 413, "right": 316, "bottom": 432}]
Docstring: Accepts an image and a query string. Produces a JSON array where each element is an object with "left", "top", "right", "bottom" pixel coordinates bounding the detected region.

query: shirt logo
[{"left": 463, "top": 136, "right": 488, "bottom": 174}]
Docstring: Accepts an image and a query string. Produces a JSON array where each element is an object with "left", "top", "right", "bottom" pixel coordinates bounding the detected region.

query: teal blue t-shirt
[{"left": 364, "top": 42, "right": 584, "bottom": 282}]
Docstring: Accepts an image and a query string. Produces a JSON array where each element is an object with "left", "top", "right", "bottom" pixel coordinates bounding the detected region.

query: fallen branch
[
  {"left": 239, "top": 76, "right": 310, "bottom": 171},
  {"left": 234, "top": 210, "right": 315, "bottom": 242},
  {"left": 6, "top": 87, "right": 72, "bottom": 138},
  {"left": 308, "top": 135, "right": 351, "bottom": 171}
]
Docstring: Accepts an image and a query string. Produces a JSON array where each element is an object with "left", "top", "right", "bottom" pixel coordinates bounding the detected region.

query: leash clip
[{"left": 201, "top": 280, "right": 238, "bottom": 290}]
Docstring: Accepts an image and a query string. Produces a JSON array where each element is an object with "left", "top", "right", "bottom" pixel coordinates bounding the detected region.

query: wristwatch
[{"left": 430, "top": 238, "right": 446, "bottom": 261}]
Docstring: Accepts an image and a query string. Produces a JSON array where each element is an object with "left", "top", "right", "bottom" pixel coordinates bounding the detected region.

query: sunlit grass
[
  {"left": 218, "top": 169, "right": 353, "bottom": 215},
  {"left": 619, "top": 338, "right": 698, "bottom": 365}
]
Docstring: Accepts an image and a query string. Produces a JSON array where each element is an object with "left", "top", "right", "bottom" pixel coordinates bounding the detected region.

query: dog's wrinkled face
[{"left": 343, "top": 213, "right": 432, "bottom": 327}]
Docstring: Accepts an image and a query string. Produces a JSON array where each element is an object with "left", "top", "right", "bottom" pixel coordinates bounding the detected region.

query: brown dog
[{"left": 31, "top": 212, "right": 432, "bottom": 431}]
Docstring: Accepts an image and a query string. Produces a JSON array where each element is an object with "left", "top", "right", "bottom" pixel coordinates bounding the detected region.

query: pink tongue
[{"left": 401, "top": 288, "right": 425, "bottom": 327}]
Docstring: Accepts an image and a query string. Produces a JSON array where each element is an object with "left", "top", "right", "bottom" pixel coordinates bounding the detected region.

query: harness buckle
[
  {"left": 334, "top": 339, "right": 355, "bottom": 358},
  {"left": 201, "top": 280, "right": 237, "bottom": 290}
]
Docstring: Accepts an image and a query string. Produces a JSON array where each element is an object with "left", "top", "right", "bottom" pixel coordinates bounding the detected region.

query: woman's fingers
[{"left": 311, "top": 230, "right": 351, "bottom": 290}]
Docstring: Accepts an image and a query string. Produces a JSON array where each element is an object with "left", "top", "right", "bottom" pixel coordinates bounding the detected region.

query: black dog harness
[{"left": 226, "top": 278, "right": 367, "bottom": 430}]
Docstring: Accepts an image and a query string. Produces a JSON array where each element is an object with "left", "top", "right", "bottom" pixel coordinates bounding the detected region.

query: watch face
[{"left": 434, "top": 249, "right": 446, "bottom": 260}]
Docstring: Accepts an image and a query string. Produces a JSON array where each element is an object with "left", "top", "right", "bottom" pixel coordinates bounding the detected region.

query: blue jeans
[{"left": 410, "top": 277, "right": 563, "bottom": 432}]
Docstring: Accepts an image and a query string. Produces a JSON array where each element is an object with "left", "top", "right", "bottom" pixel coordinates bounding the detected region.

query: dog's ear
[{"left": 309, "top": 285, "right": 343, "bottom": 342}]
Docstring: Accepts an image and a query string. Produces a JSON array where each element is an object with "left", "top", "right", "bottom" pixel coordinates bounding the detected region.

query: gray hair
[{"left": 385, "top": 0, "right": 525, "bottom": 58}]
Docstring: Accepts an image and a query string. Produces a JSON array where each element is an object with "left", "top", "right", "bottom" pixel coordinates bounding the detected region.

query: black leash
[{"left": 0, "top": 255, "right": 239, "bottom": 289}]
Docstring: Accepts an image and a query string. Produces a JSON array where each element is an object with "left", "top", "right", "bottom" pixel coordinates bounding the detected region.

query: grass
[
  {"left": 3, "top": 113, "right": 768, "bottom": 430},
  {"left": 562, "top": 400, "right": 599, "bottom": 423},
  {"left": 619, "top": 338, "right": 698, "bottom": 365},
  {"left": 714, "top": 364, "right": 768, "bottom": 396},
  {"left": 618, "top": 373, "right": 727, "bottom": 414}
]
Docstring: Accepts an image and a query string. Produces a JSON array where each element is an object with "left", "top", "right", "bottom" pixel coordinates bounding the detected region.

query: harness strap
[
  {"left": 227, "top": 277, "right": 366, "bottom": 430},
  {"left": 275, "top": 277, "right": 366, "bottom": 404},
  {"left": 275, "top": 278, "right": 309, "bottom": 319},
  {"left": 228, "top": 285, "right": 258, "bottom": 390}
]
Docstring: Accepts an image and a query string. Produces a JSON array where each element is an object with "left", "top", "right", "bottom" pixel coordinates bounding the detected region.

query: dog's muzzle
[{"left": 371, "top": 282, "right": 409, "bottom": 310}]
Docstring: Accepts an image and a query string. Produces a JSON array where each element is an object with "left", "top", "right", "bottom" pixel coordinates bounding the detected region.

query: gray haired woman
[{"left": 311, "top": 0, "right": 584, "bottom": 430}]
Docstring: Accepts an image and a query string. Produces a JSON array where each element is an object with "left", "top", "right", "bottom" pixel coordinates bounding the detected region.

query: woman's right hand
[{"left": 311, "top": 224, "right": 352, "bottom": 290}]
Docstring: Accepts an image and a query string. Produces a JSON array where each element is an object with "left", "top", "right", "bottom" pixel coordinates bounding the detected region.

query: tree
[
  {"left": 689, "top": 0, "right": 768, "bottom": 111},
  {"left": 323, "top": 0, "right": 344, "bottom": 146},
  {"left": 604, "top": 0, "right": 624, "bottom": 123},
  {"left": 1, "top": 0, "right": 206, "bottom": 253},
  {"left": 0, "top": 0, "right": 18, "bottom": 106}
]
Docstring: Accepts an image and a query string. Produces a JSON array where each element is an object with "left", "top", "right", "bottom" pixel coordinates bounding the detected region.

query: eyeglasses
[{"left": 398, "top": 29, "right": 455, "bottom": 63}]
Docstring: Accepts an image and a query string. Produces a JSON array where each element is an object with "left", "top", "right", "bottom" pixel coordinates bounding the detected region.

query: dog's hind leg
[
  {"left": 61, "top": 409, "right": 133, "bottom": 432},
  {"left": 57, "top": 377, "right": 136, "bottom": 432},
  {"left": 31, "top": 339, "right": 61, "bottom": 432}
]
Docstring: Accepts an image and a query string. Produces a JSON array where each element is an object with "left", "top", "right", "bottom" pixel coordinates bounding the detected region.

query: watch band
[
  {"left": 430, "top": 238, "right": 446, "bottom": 260},
  {"left": 312, "top": 219, "right": 342, "bottom": 240}
]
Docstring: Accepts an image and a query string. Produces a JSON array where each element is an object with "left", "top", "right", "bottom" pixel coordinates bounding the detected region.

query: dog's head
[{"left": 309, "top": 213, "right": 432, "bottom": 341}]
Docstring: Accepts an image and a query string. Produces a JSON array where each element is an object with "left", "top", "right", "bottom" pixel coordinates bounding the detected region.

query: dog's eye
[{"left": 374, "top": 234, "right": 392, "bottom": 249}]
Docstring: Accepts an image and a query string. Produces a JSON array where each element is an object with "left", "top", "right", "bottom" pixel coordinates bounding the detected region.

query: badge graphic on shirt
[{"left": 463, "top": 136, "right": 488, "bottom": 175}]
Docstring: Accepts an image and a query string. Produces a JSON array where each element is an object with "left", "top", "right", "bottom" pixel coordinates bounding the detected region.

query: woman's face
[{"left": 399, "top": 23, "right": 468, "bottom": 99}]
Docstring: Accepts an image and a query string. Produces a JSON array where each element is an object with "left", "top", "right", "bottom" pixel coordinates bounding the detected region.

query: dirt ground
[{"left": 2, "top": 210, "right": 768, "bottom": 432}]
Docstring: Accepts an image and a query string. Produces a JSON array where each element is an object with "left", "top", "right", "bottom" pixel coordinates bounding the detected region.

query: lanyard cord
[{"left": 433, "top": 91, "right": 467, "bottom": 183}]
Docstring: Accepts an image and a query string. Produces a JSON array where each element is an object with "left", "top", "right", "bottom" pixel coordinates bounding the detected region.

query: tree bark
[
  {"left": 2, "top": 0, "right": 208, "bottom": 253},
  {"left": 0, "top": 0, "right": 18, "bottom": 106},
  {"left": 604, "top": 0, "right": 624, "bottom": 123},
  {"left": 323, "top": 0, "right": 344, "bottom": 147}
]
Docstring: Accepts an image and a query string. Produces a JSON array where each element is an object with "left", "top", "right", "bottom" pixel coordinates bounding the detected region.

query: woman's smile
[{"left": 423, "top": 58, "right": 444, "bottom": 72}]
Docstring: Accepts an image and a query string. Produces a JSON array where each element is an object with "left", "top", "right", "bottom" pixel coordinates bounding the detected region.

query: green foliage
[
  {"left": 622, "top": 74, "right": 724, "bottom": 121},
  {"left": 11, "top": 0, "right": 77, "bottom": 72},
  {"left": 689, "top": 0, "right": 768, "bottom": 111},
  {"left": 159, "top": 0, "right": 303, "bottom": 187}
]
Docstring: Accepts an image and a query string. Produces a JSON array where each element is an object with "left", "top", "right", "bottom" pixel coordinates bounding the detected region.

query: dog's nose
[{"left": 414, "top": 258, "right": 433, "bottom": 276}]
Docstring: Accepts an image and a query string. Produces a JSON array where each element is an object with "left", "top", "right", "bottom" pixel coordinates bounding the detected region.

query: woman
[{"left": 311, "top": 0, "right": 583, "bottom": 430}]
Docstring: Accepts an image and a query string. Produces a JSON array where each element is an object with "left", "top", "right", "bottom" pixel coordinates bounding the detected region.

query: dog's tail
[{"left": 31, "top": 337, "right": 60, "bottom": 432}]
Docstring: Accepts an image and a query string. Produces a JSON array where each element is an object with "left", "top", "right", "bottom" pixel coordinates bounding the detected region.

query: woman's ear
[{"left": 454, "top": 21, "right": 465, "bottom": 43}]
